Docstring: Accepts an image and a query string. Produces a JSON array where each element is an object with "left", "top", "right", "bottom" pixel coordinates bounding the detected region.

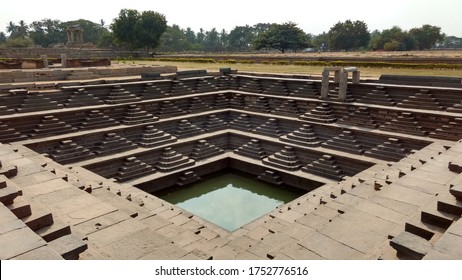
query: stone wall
[
  {"left": 0, "top": 65, "right": 177, "bottom": 84},
  {"left": 0, "top": 48, "right": 147, "bottom": 59}
]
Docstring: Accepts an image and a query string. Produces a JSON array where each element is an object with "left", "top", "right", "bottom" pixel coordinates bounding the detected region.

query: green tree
[
  {"left": 328, "top": 20, "right": 370, "bottom": 51},
  {"left": 228, "top": 25, "right": 255, "bottom": 52},
  {"left": 159, "top": 24, "right": 191, "bottom": 52},
  {"left": 6, "top": 20, "right": 29, "bottom": 39},
  {"left": 111, "top": 9, "right": 166, "bottom": 51},
  {"left": 312, "top": 32, "right": 329, "bottom": 51},
  {"left": 111, "top": 9, "right": 139, "bottom": 49},
  {"left": 253, "top": 23, "right": 271, "bottom": 36},
  {"left": 134, "top": 10, "right": 167, "bottom": 51},
  {"left": 29, "top": 19, "right": 64, "bottom": 47},
  {"left": 204, "top": 28, "right": 221, "bottom": 52},
  {"left": 196, "top": 28, "right": 205, "bottom": 45},
  {"left": 0, "top": 32, "right": 7, "bottom": 43},
  {"left": 254, "top": 22, "right": 310, "bottom": 53},
  {"left": 219, "top": 29, "right": 228, "bottom": 51},
  {"left": 369, "top": 26, "right": 416, "bottom": 51},
  {"left": 6, "top": 21, "right": 17, "bottom": 35},
  {"left": 409, "top": 24, "right": 445, "bottom": 50},
  {"left": 438, "top": 36, "right": 462, "bottom": 49},
  {"left": 184, "top": 27, "right": 196, "bottom": 45}
]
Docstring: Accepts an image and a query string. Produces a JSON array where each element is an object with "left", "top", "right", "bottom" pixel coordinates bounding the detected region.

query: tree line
[{"left": 1, "top": 9, "right": 461, "bottom": 53}]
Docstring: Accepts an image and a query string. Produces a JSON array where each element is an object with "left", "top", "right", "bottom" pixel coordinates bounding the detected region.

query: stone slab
[
  {"left": 298, "top": 231, "right": 365, "bottom": 260},
  {"left": 0, "top": 227, "right": 47, "bottom": 259},
  {"left": 276, "top": 243, "right": 324, "bottom": 260},
  {"left": 0, "top": 218, "right": 27, "bottom": 235},
  {"left": 72, "top": 210, "right": 129, "bottom": 237},
  {"left": 13, "top": 245, "right": 64, "bottom": 260},
  {"left": 390, "top": 231, "right": 431, "bottom": 260},
  {"left": 86, "top": 219, "right": 147, "bottom": 247},
  {"left": 48, "top": 234, "right": 88, "bottom": 260},
  {"left": 430, "top": 232, "right": 462, "bottom": 259},
  {"left": 320, "top": 215, "right": 388, "bottom": 254},
  {"left": 99, "top": 228, "right": 171, "bottom": 259}
]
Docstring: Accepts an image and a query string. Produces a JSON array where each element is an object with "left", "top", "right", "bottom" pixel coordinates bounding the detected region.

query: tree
[
  {"left": 219, "top": 29, "right": 228, "bottom": 51},
  {"left": 204, "top": 28, "right": 221, "bottom": 52},
  {"left": 0, "top": 32, "right": 7, "bottom": 43},
  {"left": 312, "top": 32, "right": 329, "bottom": 51},
  {"left": 111, "top": 9, "right": 139, "bottom": 48},
  {"left": 134, "top": 10, "right": 167, "bottom": 51},
  {"left": 228, "top": 25, "right": 255, "bottom": 52},
  {"left": 253, "top": 23, "right": 272, "bottom": 36},
  {"left": 184, "top": 27, "right": 196, "bottom": 45},
  {"left": 409, "top": 24, "right": 445, "bottom": 50},
  {"left": 254, "top": 22, "right": 310, "bottom": 53},
  {"left": 369, "top": 26, "right": 416, "bottom": 51},
  {"left": 6, "top": 21, "right": 17, "bottom": 35},
  {"left": 438, "top": 36, "right": 462, "bottom": 49},
  {"left": 28, "top": 19, "right": 64, "bottom": 47},
  {"left": 328, "top": 20, "right": 370, "bottom": 51},
  {"left": 158, "top": 24, "right": 191, "bottom": 52},
  {"left": 111, "top": 9, "right": 166, "bottom": 51},
  {"left": 6, "top": 20, "right": 29, "bottom": 39}
]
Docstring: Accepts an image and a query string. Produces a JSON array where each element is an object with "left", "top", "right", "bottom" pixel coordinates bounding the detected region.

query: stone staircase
[
  {"left": 389, "top": 145, "right": 462, "bottom": 259},
  {"left": 0, "top": 156, "right": 87, "bottom": 260}
]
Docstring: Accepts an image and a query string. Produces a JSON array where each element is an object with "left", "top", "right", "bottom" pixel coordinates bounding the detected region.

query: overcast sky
[{"left": 1, "top": 0, "right": 461, "bottom": 37}]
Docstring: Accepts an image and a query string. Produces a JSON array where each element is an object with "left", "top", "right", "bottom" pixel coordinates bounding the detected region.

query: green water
[{"left": 158, "top": 171, "right": 303, "bottom": 231}]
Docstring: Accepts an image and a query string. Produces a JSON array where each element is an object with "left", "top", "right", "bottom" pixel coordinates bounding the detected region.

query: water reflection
[{"left": 159, "top": 172, "right": 303, "bottom": 231}]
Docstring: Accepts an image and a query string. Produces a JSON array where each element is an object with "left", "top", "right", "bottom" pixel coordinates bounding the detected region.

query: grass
[{"left": 114, "top": 60, "right": 462, "bottom": 79}]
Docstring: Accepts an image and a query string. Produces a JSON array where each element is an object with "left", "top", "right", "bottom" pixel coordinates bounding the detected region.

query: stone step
[
  {"left": 6, "top": 196, "right": 32, "bottom": 219},
  {"left": 390, "top": 231, "right": 432, "bottom": 260},
  {"left": 437, "top": 197, "right": 462, "bottom": 216},
  {"left": 21, "top": 204, "right": 54, "bottom": 231},
  {"left": 405, "top": 216, "right": 445, "bottom": 241},
  {"left": 0, "top": 183, "right": 21, "bottom": 205},
  {"left": 421, "top": 206, "right": 459, "bottom": 229},
  {"left": 449, "top": 184, "right": 462, "bottom": 200},
  {"left": 35, "top": 221, "right": 72, "bottom": 242},
  {"left": 48, "top": 234, "right": 88, "bottom": 260}
]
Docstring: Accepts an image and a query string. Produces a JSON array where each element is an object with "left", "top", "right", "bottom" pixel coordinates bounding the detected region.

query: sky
[{"left": 1, "top": 0, "right": 461, "bottom": 37}]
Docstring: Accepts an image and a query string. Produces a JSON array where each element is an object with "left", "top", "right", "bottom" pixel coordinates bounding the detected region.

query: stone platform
[{"left": 0, "top": 68, "right": 461, "bottom": 260}]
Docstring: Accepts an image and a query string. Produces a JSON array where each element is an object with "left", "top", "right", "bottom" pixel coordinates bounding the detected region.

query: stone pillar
[
  {"left": 334, "top": 70, "right": 341, "bottom": 83},
  {"left": 61, "top": 54, "right": 68, "bottom": 68},
  {"left": 338, "top": 71, "right": 349, "bottom": 102},
  {"left": 79, "top": 31, "right": 83, "bottom": 42},
  {"left": 40, "top": 55, "right": 48, "bottom": 68},
  {"left": 352, "top": 70, "right": 360, "bottom": 84},
  {"left": 321, "top": 69, "right": 330, "bottom": 99},
  {"left": 67, "top": 30, "right": 71, "bottom": 42}
]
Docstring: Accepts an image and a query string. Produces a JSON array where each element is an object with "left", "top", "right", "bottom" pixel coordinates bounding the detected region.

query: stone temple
[{"left": 0, "top": 65, "right": 461, "bottom": 260}]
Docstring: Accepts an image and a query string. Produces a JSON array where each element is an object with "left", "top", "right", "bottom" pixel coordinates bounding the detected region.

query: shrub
[
  {"left": 239, "top": 60, "right": 256, "bottom": 64},
  {"left": 222, "top": 59, "right": 237, "bottom": 64},
  {"left": 272, "top": 60, "right": 290, "bottom": 65}
]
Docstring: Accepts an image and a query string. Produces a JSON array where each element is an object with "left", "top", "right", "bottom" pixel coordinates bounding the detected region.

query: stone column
[
  {"left": 40, "top": 55, "right": 48, "bottom": 68},
  {"left": 334, "top": 70, "right": 341, "bottom": 83},
  {"left": 321, "top": 69, "right": 330, "bottom": 99},
  {"left": 352, "top": 70, "right": 360, "bottom": 84},
  {"left": 338, "top": 71, "right": 348, "bottom": 102},
  {"left": 61, "top": 54, "right": 68, "bottom": 68},
  {"left": 79, "top": 31, "right": 83, "bottom": 42},
  {"left": 66, "top": 30, "right": 71, "bottom": 42}
]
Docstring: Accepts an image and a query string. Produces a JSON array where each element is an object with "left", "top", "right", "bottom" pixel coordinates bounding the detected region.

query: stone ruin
[{"left": 0, "top": 66, "right": 461, "bottom": 260}]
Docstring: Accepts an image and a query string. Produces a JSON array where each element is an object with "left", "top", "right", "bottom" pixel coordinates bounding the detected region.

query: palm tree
[
  {"left": 17, "top": 20, "right": 28, "bottom": 38},
  {"left": 0, "top": 32, "right": 7, "bottom": 43},
  {"left": 6, "top": 21, "right": 17, "bottom": 34}
]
